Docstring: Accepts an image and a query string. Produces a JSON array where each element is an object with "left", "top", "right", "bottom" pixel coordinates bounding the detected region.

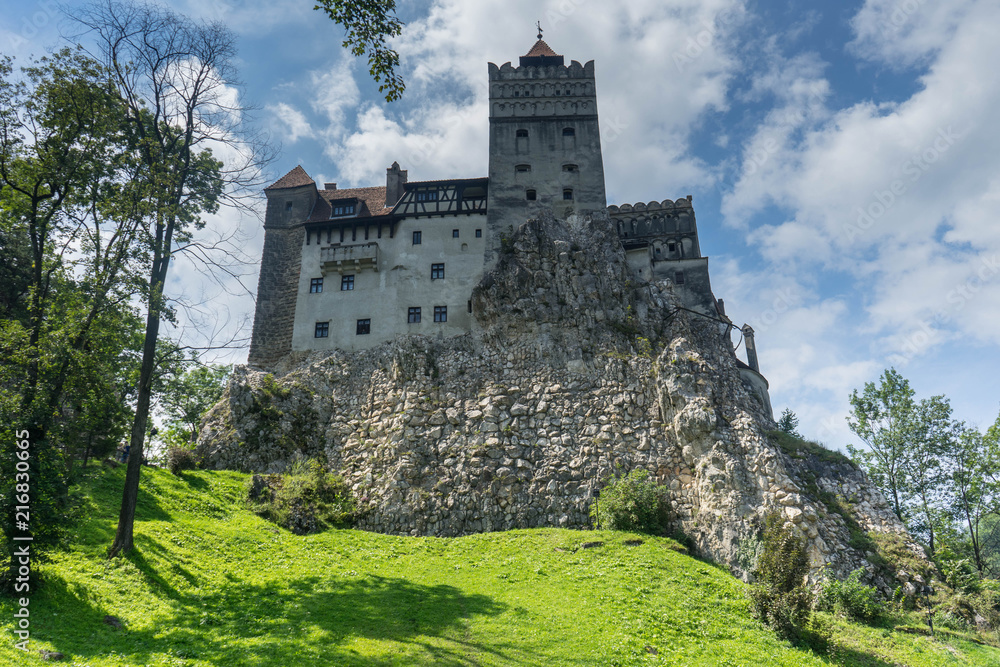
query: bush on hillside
[
  {"left": 816, "top": 569, "right": 883, "bottom": 624},
  {"left": 748, "top": 513, "right": 813, "bottom": 640},
  {"left": 248, "top": 459, "right": 355, "bottom": 534},
  {"left": 591, "top": 468, "right": 670, "bottom": 535},
  {"left": 166, "top": 447, "right": 198, "bottom": 475}
]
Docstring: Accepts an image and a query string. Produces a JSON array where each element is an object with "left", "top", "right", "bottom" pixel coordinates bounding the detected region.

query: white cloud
[
  {"left": 849, "top": 0, "right": 977, "bottom": 68},
  {"left": 268, "top": 102, "right": 314, "bottom": 143}
]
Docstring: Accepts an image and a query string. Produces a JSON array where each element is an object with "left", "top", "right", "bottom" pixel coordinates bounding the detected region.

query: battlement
[
  {"left": 607, "top": 197, "right": 694, "bottom": 214},
  {"left": 488, "top": 59, "right": 595, "bottom": 81}
]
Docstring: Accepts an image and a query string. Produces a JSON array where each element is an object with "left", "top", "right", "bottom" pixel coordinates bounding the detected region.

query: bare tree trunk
[{"left": 108, "top": 292, "right": 162, "bottom": 557}]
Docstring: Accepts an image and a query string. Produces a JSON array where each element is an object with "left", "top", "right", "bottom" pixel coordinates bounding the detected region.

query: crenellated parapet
[{"left": 609, "top": 197, "right": 701, "bottom": 258}]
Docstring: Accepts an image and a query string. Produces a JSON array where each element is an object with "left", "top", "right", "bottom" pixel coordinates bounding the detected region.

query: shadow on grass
[
  {"left": 800, "top": 625, "right": 904, "bottom": 667},
  {"left": 38, "top": 573, "right": 530, "bottom": 666}
]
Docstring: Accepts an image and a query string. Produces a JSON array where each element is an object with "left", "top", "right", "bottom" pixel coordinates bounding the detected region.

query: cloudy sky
[{"left": 3, "top": 0, "right": 998, "bottom": 449}]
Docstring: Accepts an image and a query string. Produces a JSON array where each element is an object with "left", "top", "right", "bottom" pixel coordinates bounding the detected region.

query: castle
[{"left": 248, "top": 37, "right": 773, "bottom": 419}]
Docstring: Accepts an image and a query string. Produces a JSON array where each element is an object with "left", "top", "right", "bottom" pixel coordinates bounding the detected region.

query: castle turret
[
  {"left": 248, "top": 166, "right": 317, "bottom": 368},
  {"left": 485, "top": 37, "right": 607, "bottom": 262},
  {"left": 742, "top": 324, "right": 759, "bottom": 373}
]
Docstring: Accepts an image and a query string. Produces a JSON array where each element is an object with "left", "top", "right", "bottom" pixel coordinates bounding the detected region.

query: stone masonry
[{"left": 198, "top": 211, "right": 924, "bottom": 591}]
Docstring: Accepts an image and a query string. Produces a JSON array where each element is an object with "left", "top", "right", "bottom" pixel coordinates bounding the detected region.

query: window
[
  {"left": 475, "top": 229, "right": 482, "bottom": 238},
  {"left": 515, "top": 164, "right": 531, "bottom": 173},
  {"left": 356, "top": 319, "right": 371, "bottom": 335},
  {"left": 562, "top": 127, "right": 575, "bottom": 136},
  {"left": 314, "top": 322, "right": 329, "bottom": 338},
  {"left": 452, "top": 229, "right": 460, "bottom": 238},
  {"left": 341, "top": 274, "right": 354, "bottom": 291},
  {"left": 309, "top": 277, "right": 323, "bottom": 293},
  {"left": 413, "top": 230, "right": 422, "bottom": 245},
  {"left": 563, "top": 189, "right": 574, "bottom": 200},
  {"left": 675, "top": 271, "right": 685, "bottom": 285},
  {"left": 516, "top": 129, "right": 528, "bottom": 138},
  {"left": 434, "top": 306, "right": 447, "bottom": 322},
  {"left": 562, "top": 164, "right": 579, "bottom": 172},
  {"left": 431, "top": 263, "right": 445, "bottom": 280},
  {"left": 467, "top": 300, "right": 472, "bottom": 313},
  {"left": 408, "top": 307, "right": 421, "bottom": 323},
  {"left": 331, "top": 204, "right": 355, "bottom": 217},
  {"left": 526, "top": 189, "right": 537, "bottom": 201},
  {"left": 668, "top": 242, "right": 676, "bottom": 252},
  {"left": 285, "top": 201, "right": 293, "bottom": 212},
  {"left": 416, "top": 191, "right": 438, "bottom": 202}
]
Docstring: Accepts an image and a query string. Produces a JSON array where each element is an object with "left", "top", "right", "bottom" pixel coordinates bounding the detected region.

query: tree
[
  {"left": 947, "top": 424, "right": 996, "bottom": 574},
  {"left": 776, "top": 408, "right": 800, "bottom": 438},
  {"left": 901, "top": 396, "right": 954, "bottom": 557},
  {"left": 74, "top": 0, "right": 272, "bottom": 557},
  {"left": 846, "top": 368, "right": 916, "bottom": 521},
  {"left": 0, "top": 49, "right": 152, "bottom": 592},
  {"left": 159, "top": 360, "right": 230, "bottom": 448},
  {"left": 314, "top": 0, "right": 405, "bottom": 102}
]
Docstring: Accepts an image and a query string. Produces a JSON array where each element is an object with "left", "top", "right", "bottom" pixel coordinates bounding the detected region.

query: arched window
[
  {"left": 526, "top": 189, "right": 537, "bottom": 201},
  {"left": 516, "top": 129, "right": 528, "bottom": 138},
  {"left": 562, "top": 127, "right": 575, "bottom": 136},
  {"left": 563, "top": 188, "right": 573, "bottom": 201}
]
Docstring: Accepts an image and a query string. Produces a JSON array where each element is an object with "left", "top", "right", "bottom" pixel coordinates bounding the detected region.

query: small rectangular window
[
  {"left": 475, "top": 229, "right": 482, "bottom": 238},
  {"left": 285, "top": 201, "right": 293, "bottom": 211},
  {"left": 452, "top": 229, "right": 460, "bottom": 238},
  {"left": 675, "top": 271, "right": 685, "bottom": 285},
  {"left": 416, "top": 191, "right": 439, "bottom": 202},
  {"left": 434, "top": 306, "right": 447, "bottom": 323},
  {"left": 467, "top": 300, "right": 472, "bottom": 314},
  {"left": 407, "top": 307, "right": 421, "bottom": 323},
  {"left": 314, "top": 322, "right": 329, "bottom": 338},
  {"left": 431, "top": 263, "right": 445, "bottom": 280},
  {"left": 341, "top": 275, "right": 355, "bottom": 291},
  {"left": 563, "top": 189, "right": 574, "bottom": 200},
  {"left": 526, "top": 189, "right": 537, "bottom": 201},
  {"left": 356, "top": 319, "right": 371, "bottom": 335},
  {"left": 309, "top": 277, "right": 323, "bottom": 293},
  {"left": 413, "top": 230, "right": 422, "bottom": 245},
  {"left": 668, "top": 242, "right": 676, "bottom": 252}
]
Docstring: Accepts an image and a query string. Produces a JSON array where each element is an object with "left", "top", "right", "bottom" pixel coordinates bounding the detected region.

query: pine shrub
[
  {"left": 748, "top": 513, "right": 813, "bottom": 639},
  {"left": 165, "top": 447, "right": 197, "bottom": 475},
  {"left": 591, "top": 468, "right": 670, "bottom": 535}
]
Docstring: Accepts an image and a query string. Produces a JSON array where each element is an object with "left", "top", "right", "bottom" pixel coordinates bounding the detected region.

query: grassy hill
[{"left": 2, "top": 465, "right": 998, "bottom": 666}]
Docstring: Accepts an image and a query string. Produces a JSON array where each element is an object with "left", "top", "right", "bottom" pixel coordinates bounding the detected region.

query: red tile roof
[
  {"left": 524, "top": 39, "right": 558, "bottom": 58},
  {"left": 308, "top": 185, "right": 394, "bottom": 222},
  {"left": 265, "top": 165, "right": 315, "bottom": 190}
]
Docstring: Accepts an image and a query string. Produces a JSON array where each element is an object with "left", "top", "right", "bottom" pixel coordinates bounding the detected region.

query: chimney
[
  {"left": 742, "top": 324, "right": 759, "bottom": 373},
  {"left": 323, "top": 182, "right": 337, "bottom": 190},
  {"left": 386, "top": 161, "right": 407, "bottom": 207}
]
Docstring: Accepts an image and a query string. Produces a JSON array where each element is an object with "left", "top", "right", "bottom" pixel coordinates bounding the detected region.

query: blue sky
[{"left": 2, "top": 0, "right": 998, "bottom": 450}]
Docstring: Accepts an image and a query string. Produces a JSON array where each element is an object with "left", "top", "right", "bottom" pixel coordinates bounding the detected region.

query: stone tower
[
  {"left": 247, "top": 166, "right": 316, "bottom": 368},
  {"left": 485, "top": 39, "right": 607, "bottom": 262}
]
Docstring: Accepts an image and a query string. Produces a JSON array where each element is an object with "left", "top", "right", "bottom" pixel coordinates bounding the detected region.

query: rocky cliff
[{"left": 196, "top": 211, "right": 923, "bottom": 590}]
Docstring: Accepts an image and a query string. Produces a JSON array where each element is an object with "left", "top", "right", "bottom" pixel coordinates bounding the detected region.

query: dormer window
[
  {"left": 331, "top": 204, "right": 355, "bottom": 217},
  {"left": 416, "top": 191, "right": 439, "bottom": 202}
]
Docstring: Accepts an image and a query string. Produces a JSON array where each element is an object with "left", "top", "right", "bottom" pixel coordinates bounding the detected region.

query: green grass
[{"left": 2, "top": 466, "right": 999, "bottom": 666}]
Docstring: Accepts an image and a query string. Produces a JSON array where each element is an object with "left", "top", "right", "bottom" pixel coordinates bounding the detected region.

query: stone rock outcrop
[{"left": 197, "top": 211, "right": 924, "bottom": 590}]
